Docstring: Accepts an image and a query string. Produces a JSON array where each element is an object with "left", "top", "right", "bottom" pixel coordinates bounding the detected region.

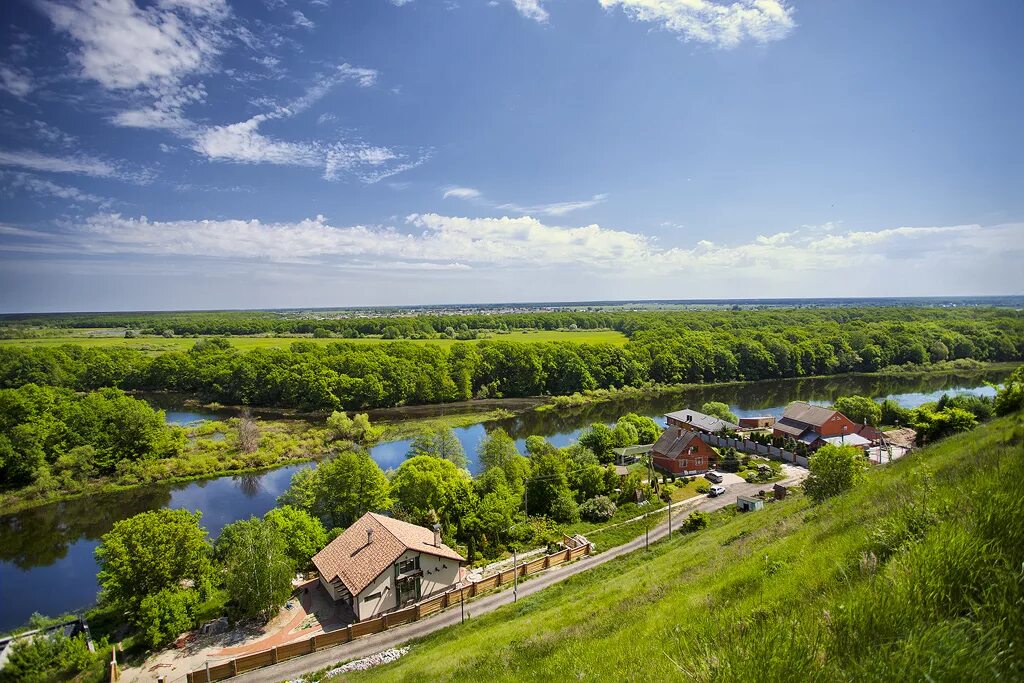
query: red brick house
[
  {"left": 773, "top": 401, "right": 860, "bottom": 449},
  {"left": 650, "top": 426, "right": 720, "bottom": 475},
  {"left": 738, "top": 416, "right": 775, "bottom": 430}
]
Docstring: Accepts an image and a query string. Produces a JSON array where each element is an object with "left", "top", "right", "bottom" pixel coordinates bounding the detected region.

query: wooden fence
[{"left": 185, "top": 543, "right": 592, "bottom": 683}]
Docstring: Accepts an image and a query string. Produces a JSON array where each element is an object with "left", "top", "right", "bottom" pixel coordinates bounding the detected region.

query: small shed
[
  {"left": 739, "top": 416, "right": 775, "bottom": 430},
  {"left": 737, "top": 495, "right": 764, "bottom": 512}
]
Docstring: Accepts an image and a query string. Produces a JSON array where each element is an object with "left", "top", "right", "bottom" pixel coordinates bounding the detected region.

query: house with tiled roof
[
  {"left": 664, "top": 408, "right": 740, "bottom": 435},
  {"left": 650, "top": 426, "right": 720, "bottom": 475},
  {"left": 312, "top": 512, "right": 465, "bottom": 622},
  {"left": 772, "top": 401, "right": 860, "bottom": 449}
]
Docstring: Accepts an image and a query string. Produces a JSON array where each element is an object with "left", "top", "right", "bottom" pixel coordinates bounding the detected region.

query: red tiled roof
[{"left": 311, "top": 513, "right": 464, "bottom": 597}]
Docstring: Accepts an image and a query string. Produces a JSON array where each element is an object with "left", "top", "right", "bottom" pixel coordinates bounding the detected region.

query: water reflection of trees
[
  {"left": 236, "top": 475, "right": 262, "bottom": 498},
  {"left": 0, "top": 487, "right": 172, "bottom": 569},
  {"left": 491, "top": 369, "right": 1008, "bottom": 440}
]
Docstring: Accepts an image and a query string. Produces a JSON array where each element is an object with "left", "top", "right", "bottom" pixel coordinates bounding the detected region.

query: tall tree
[
  {"left": 803, "top": 445, "right": 867, "bottom": 503},
  {"left": 277, "top": 450, "right": 391, "bottom": 529},
  {"left": 701, "top": 401, "right": 738, "bottom": 425},
  {"left": 222, "top": 518, "right": 294, "bottom": 619},
  {"left": 408, "top": 425, "right": 467, "bottom": 469},
  {"left": 95, "top": 509, "right": 214, "bottom": 615},
  {"left": 833, "top": 395, "right": 882, "bottom": 425},
  {"left": 263, "top": 505, "right": 327, "bottom": 569}
]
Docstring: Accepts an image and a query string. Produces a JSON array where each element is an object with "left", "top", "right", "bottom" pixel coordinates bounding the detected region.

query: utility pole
[
  {"left": 645, "top": 511, "right": 649, "bottom": 551},
  {"left": 513, "top": 546, "right": 518, "bottom": 602},
  {"left": 460, "top": 586, "right": 465, "bottom": 623}
]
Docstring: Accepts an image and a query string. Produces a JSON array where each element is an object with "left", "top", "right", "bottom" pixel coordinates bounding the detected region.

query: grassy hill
[{"left": 341, "top": 413, "right": 1024, "bottom": 682}]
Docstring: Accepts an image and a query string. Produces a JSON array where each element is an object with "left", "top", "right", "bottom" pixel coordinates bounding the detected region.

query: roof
[
  {"left": 773, "top": 420, "right": 807, "bottom": 438},
  {"left": 613, "top": 465, "right": 629, "bottom": 476},
  {"left": 856, "top": 424, "right": 883, "bottom": 442},
  {"left": 797, "top": 430, "right": 823, "bottom": 445},
  {"left": 664, "top": 409, "right": 739, "bottom": 433},
  {"left": 651, "top": 427, "right": 707, "bottom": 460},
  {"left": 780, "top": 402, "right": 840, "bottom": 429},
  {"left": 312, "top": 512, "right": 464, "bottom": 597},
  {"left": 737, "top": 495, "right": 762, "bottom": 504},
  {"left": 822, "top": 433, "right": 871, "bottom": 448}
]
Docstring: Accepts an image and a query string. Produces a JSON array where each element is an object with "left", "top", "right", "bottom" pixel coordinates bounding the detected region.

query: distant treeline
[{"left": 0, "top": 308, "right": 1019, "bottom": 411}]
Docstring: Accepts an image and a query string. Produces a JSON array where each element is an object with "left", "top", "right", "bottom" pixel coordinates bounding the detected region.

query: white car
[{"left": 708, "top": 484, "right": 727, "bottom": 498}]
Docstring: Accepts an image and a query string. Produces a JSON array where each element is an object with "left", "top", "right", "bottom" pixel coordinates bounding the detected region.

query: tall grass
[{"left": 342, "top": 413, "right": 1024, "bottom": 682}]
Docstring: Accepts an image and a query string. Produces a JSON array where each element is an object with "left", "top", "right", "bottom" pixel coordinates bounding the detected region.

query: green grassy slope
[{"left": 345, "top": 414, "right": 1024, "bottom": 682}]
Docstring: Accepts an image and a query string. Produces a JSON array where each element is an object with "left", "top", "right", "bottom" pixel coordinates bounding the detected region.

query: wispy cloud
[
  {"left": 0, "top": 64, "right": 33, "bottom": 98},
  {"left": 0, "top": 149, "right": 117, "bottom": 177},
  {"left": 512, "top": 0, "right": 549, "bottom": 22},
  {"left": 1, "top": 171, "right": 112, "bottom": 205},
  {"left": 442, "top": 186, "right": 608, "bottom": 216},
  {"left": 292, "top": 10, "right": 315, "bottom": 29},
  {"left": 598, "top": 0, "right": 795, "bottom": 47}
]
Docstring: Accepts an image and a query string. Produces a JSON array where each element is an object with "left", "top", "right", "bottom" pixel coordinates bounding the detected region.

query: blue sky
[{"left": 0, "top": 0, "right": 1022, "bottom": 312}]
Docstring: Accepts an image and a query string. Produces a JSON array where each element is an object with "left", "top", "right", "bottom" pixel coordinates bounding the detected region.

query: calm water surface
[{"left": 0, "top": 368, "right": 1008, "bottom": 630}]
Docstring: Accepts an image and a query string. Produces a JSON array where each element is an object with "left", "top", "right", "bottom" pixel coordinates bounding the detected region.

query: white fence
[{"left": 700, "top": 433, "right": 808, "bottom": 467}]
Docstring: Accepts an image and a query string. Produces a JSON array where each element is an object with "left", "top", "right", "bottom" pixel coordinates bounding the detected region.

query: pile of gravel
[{"left": 289, "top": 647, "right": 411, "bottom": 682}]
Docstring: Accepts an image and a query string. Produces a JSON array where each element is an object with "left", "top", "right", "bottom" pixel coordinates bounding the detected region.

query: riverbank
[{"left": 538, "top": 360, "right": 1013, "bottom": 411}]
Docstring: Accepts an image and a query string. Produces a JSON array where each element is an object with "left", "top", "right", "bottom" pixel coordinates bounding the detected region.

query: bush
[
  {"left": 550, "top": 489, "right": 580, "bottom": 523},
  {"left": 0, "top": 632, "right": 99, "bottom": 683},
  {"left": 579, "top": 495, "right": 617, "bottom": 522},
  {"left": 683, "top": 510, "right": 709, "bottom": 532},
  {"left": 695, "top": 481, "right": 711, "bottom": 494},
  {"left": 136, "top": 588, "right": 200, "bottom": 649}
]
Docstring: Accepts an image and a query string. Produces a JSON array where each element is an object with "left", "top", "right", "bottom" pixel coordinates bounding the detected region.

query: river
[{"left": 0, "top": 368, "right": 1006, "bottom": 631}]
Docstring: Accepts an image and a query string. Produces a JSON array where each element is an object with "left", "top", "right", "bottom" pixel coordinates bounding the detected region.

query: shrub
[
  {"left": 136, "top": 588, "right": 200, "bottom": 649},
  {"left": 550, "top": 489, "right": 580, "bottom": 523},
  {"left": 683, "top": 510, "right": 709, "bottom": 532},
  {"left": 0, "top": 632, "right": 99, "bottom": 682},
  {"left": 696, "top": 481, "right": 711, "bottom": 494},
  {"left": 580, "top": 495, "right": 617, "bottom": 522}
]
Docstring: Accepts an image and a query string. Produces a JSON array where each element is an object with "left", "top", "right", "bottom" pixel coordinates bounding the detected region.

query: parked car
[
  {"left": 705, "top": 471, "right": 724, "bottom": 484},
  {"left": 708, "top": 484, "right": 727, "bottom": 497}
]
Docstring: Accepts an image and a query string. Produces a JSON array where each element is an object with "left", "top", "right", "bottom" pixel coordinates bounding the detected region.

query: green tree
[
  {"left": 579, "top": 495, "right": 616, "bottom": 522},
  {"left": 803, "top": 445, "right": 867, "bottom": 503},
  {"left": 701, "top": 401, "right": 738, "bottom": 425},
  {"left": 994, "top": 365, "right": 1024, "bottom": 416},
  {"left": 390, "top": 455, "right": 476, "bottom": 531},
  {"left": 0, "top": 632, "right": 98, "bottom": 683},
  {"left": 222, "top": 518, "right": 295, "bottom": 619},
  {"left": 326, "top": 411, "right": 383, "bottom": 443},
  {"left": 408, "top": 425, "right": 467, "bottom": 468},
  {"left": 611, "top": 420, "right": 639, "bottom": 448},
  {"left": 136, "top": 588, "right": 200, "bottom": 649},
  {"left": 579, "top": 423, "right": 615, "bottom": 464},
  {"left": 263, "top": 505, "right": 327, "bottom": 569},
  {"left": 477, "top": 428, "right": 521, "bottom": 472},
  {"left": 617, "top": 413, "right": 660, "bottom": 443},
  {"left": 95, "top": 509, "right": 214, "bottom": 615},
  {"left": 549, "top": 489, "right": 580, "bottom": 523},
  {"left": 833, "top": 395, "right": 882, "bottom": 425},
  {"left": 277, "top": 450, "right": 391, "bottom": 529}
]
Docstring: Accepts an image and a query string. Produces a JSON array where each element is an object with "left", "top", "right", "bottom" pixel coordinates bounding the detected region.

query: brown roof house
[
  {"left": 773, "top": 402, "right": 860, "bottom": 449},
  {"left": 665, "top": 409, "right": 740, "bottom": 435},
  {"left": 651, "top": 426, "right": 720, "bottom": 476},
  {"left": 312, "top": 512, "right": 465, "bottom": 622}
]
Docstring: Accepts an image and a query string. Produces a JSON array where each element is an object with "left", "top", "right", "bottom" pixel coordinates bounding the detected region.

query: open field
[
  {"left": 0, "top": 329, "right": 628, "bottom": 353},
  {"left": 333, "top": 413, "right": 1024, "bottom": 682}
]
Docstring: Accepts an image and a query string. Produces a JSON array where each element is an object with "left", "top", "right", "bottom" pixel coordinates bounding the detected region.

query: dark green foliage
[
  {"left": 0, "top": 384, "right": 182, "bottom": 488},
  {"left": 262, "top": 505, "right": 328, "bottom": 569},
  {"left": 719, "top": 447, "right": 741, "bottom": 472},
  {"left": 994, "top": 365, "right": 1024, "bottom": 416},
  {"left": 579, "top": 423, "right": 615, "bottom": 463},
  {"left": 832, "top": 395, "right": 882, "bottom": 425},
  {"left": 0, "top": 632, "right": 99, "bottom": 683},
  {"left": 277, "top": 449, "right": 391, "bottom": 528},
  {"left": 1, "top": 308, "right": 1017, "bottom": 412},
  {"left": 549, "top": 489, "right": 580, "bottom": 523},
  {"left": 95, "top": 509, "right": 214, "bottom": 626}
]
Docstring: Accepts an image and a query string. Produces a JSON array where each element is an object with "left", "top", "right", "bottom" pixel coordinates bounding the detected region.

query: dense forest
[{"left": 0, "top": 308, "right": 1020, "bottom": 412}]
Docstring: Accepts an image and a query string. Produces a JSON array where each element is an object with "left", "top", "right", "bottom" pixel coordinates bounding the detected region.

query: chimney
[
  {"left": 432, "top": 523, "right": 442, "bottom": 547},
  {"left": 686, "top": 414, "right": 692, "bottom": 423},
  {"left": 366, "top": 528, "right": 373, "bottom": 545}
]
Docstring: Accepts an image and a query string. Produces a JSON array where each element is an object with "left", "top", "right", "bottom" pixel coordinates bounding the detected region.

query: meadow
[
  {"left": 333, "top": 412, "right": 1024, "bottom": 682},
  {"left": 0, "top": 328, "right": 628, "bottom": 353}
]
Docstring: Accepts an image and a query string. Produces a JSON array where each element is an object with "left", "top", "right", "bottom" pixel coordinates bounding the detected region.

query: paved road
[{"left": 231, "top": 468, "right": 806, "bottom": 683}]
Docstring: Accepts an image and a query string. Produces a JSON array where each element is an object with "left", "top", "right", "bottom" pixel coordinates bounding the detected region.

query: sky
[{"left": 0, "top": 0, "right": 1022, "bottom": 313}]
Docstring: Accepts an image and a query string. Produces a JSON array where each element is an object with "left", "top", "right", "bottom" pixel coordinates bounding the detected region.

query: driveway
[{"left": 229, "top": 468, "right": 807, "bottom": 683}]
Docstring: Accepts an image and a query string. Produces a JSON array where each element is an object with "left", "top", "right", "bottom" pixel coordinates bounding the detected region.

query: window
[
  {"left": 696, "top": 458, "right": 703, "bottom": 466},
  {"left": 397, "top": 557, "right": 419, "bottom": 575},
  {"left": 363, "top": 592, "right": 382, "bottom": 602}
]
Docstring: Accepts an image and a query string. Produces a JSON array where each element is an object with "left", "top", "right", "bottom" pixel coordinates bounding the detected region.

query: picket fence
[{"left": 184, "top": 543, "right": 592, "bottom": 682}]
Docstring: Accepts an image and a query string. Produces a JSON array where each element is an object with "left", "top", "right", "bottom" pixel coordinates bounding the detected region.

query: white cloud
[
  {"left": 1, "top": 171, "right": 111, "bottom": 205},
  {"left": 442, "top": 186, "right": 482, "bottom": 200},
  {"left": 512, "top": 0, "right": 549, "bottom": 22},
  {"left": 292, "top": 10, "right": 315, "bottom": 29},
  {"left": 498, "top": 193, "right": 609, "bottom": 216},
  {"left": 442, "top": 186, "right": 608, "bottom": 216},
  {"left": 599, "top": 0, "right": 795, "bottom": 47},
  {"left": 0, "top": 149, "right": 117, "bottom": 177},
  {"left": 38, "top": 0, "right": 228, "bottom": 91},
  {"left": 0, "top": 65, "right": 33, "bottom": 98}
]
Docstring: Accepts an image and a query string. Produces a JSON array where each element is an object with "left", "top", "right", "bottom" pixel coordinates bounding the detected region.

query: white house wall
[{"left": 352, "top": 549, "right": 462, "bottom": 621}]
